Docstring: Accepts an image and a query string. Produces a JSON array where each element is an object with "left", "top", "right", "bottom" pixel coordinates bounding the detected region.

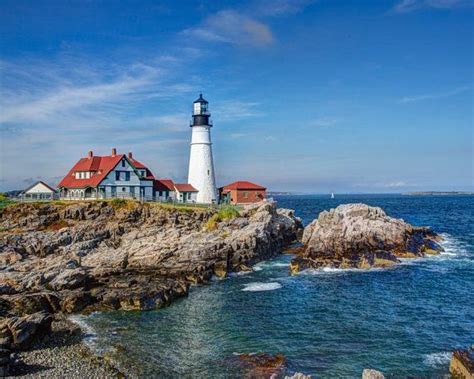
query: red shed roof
[
  {"left": 174, "top": 183, "right": 198, "bottom": 192},
  {"left": 58, "top": 152, "right": 154, "bottom": 189},
  {"left": 221, "top": 181, "right": 266, "bottom": 191},
  {"left": 154, "top": 179, "right": 175, "bottom": 191}
]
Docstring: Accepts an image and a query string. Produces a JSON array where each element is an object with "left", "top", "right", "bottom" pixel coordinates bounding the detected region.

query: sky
[{"left": 0, "top": 0, "right": 473, "bottom": 193}]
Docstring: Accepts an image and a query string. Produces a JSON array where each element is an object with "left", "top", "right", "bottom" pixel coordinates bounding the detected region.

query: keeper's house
[
  {"left": 219, "top": 181, "right": 266, "bottom": 205},
  {"left": 58, "top": 148, "right": 155, "bottom": 200},
  {"left": 58, "top": 149, "right": 200, "bottom": 203}
]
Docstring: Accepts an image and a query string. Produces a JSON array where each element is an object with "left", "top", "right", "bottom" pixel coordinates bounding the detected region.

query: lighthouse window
[{"left": 207, "top": 169, "right": 210, "bottom": 176}]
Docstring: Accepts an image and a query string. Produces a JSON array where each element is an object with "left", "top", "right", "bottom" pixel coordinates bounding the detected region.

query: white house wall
[{"left": 25, "top": 182, "right": 55, "bottom": 194}]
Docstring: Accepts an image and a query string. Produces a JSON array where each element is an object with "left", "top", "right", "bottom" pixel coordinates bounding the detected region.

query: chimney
[
  {"left": 88, "top": 150, "right": 93, "bottom": 159},
  {"left": 111, "top": 148, "right": 117, "bottom": 157},
  {"left": 128, "top": 152, "right": 133, "bottom": 159}
]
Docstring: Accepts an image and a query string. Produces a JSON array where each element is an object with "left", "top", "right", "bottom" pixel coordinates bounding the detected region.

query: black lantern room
[{"left": 191, "top": 94, "right": 211, "bottom": 127}]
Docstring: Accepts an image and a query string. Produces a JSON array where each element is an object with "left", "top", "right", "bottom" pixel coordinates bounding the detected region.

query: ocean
[{"left": 75, "top": 194, "right": 474, "bottom": 378}]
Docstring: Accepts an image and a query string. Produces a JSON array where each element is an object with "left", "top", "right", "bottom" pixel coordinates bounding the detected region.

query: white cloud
[
  {"left": 182, "top": 10, "right": 274, "bottom": 47},
  {"left": 392, "top": 0, "right": 472, "bottom": 13},
  {"left": 0, "top": 53, "right": 198, "bottom": 190},
  {"left": 310, "top": 117, "right": 339, "bottom": 127},
  {"left": 399, "top": 86, "right": 470, "bottom": 103},
  {"left": 253, "top": 0, "right": 315, "bottom": 16},
  {"left": 382, "top": 181, "right": 407, "bottom": 188},
  {"left": 213, "top": 100, "right": 264, "bottom": 121}
]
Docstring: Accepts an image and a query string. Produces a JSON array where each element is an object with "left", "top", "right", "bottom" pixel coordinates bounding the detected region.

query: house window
[
  {"left": 243, "top": 191, "right": 249, "bottom": 199},
  {"left": 142, "top": 170, "right": 146, "bottom": 176},
  {"left": 121, "top": 160, "right": 126, "bottom": 167},
  {"left": 125, "top": 172, "right": 130, "bottom": 181},
  {"left": 165, "top": 191, "right": 169, "bottom": 198},
  {"left": 116, "top": 171, "right": 120, "bottom": 181},
  {"left": 122, "top": 187, "right": 126, "bottom": 192},
  {"left": 159, "top": 191, "right": 163, "bottom": 197}
]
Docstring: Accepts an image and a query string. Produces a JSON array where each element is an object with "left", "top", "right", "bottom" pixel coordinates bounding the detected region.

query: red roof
[
  {"left": 174, "top": 183, "right": 198, "bottom": 192},
  {"left": 58, "top": 152, "right": 154, "bottom": 189},
  {"left": 221, "top": 181, "right": 266, "bottom": 191},
  {"left": 154, "top": 179, "right": 175, "bottom": 191}
]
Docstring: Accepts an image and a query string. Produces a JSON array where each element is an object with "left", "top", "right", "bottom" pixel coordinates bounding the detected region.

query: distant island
[{"left": 403, "top": 191, "right": 474, "bottom": 196}]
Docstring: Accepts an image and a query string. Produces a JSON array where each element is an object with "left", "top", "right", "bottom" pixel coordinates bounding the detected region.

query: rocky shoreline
[
  {"left": 0, "top": 200, "right": 451, "bottom": 377},
  {"left": 7, "top": 315, "right": 120, "bottom": 378},
  {"left": 0, "top": 199, "right": 302, "bottom": 375}
]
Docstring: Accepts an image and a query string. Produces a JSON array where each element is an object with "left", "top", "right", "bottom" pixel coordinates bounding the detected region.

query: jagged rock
[
  {"left": 291, "top": 203, "right": 443, "bottom": 273},
  {"left": 1, "top": 201, "right": 300, "bottom": 317},
  {"left": 450, "top": 347, "right": 474, "bottom": 379},
  {"left": 234, "top": 352, "right": 286, "bottom": 378},
  {"left": 49, "top": 268, "right": 89, "bottom": 291},
  {"left": 5, "top": 311, "right": 52, "bottom": 350},
  {"left": 362, "top": 369, "right": 385, "bottom": 379},
  {"left": 285, "top": 373, "right": 312, "bottom": 379}
]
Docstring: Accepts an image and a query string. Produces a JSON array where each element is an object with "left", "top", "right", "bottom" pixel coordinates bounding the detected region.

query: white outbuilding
[{"left": 20, "top": 181, "right": 57, "bottom": 201}]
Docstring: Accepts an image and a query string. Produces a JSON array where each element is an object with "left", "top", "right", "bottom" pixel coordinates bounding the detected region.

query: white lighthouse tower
[{"left": 187, "top": 94, "right": 218, "bottom": 204}]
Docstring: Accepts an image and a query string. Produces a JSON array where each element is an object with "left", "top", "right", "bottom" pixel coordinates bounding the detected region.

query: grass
[
  {"left": 204, "top": 205, "right": 240, "bottom": 231},
  {"left": 0, "top": 194, "right": 14, "bottom": 210}
]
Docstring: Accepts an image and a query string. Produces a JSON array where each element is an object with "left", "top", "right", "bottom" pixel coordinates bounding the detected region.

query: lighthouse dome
[{"left": 194, "top": 93, "right": 208, "bottom": 104}]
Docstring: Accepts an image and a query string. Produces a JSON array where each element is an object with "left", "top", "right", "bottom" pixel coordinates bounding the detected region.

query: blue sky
[{"left": 0, "top": 0, "right": 472, "bottom": 192}]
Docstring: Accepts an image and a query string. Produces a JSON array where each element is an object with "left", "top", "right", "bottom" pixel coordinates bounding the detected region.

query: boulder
[
  {"left": 285, "top": 373, "right": 312, "bottom": 379},
  {"left": 362, "top": 369, "right": 385, "bottom": 379},
  {"left": 235, "top": 352, "right": 286, "bottom": 378},
  {"left": 49, "top": 268, "right": 89, "bottom": 291},
  {"left": 450, "top": 347, "right": 473, "bottom": 379},
  {"left": 5, "top": 311, "right": 52, "bottom": 350},
  {"left": 292, "top": 203, "right": 443, "bottom": 273}
]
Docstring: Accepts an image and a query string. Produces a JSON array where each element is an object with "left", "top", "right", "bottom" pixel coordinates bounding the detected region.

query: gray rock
[
  {"left": 292, "top": 203, "right": 443, "bottom": 273},
  {"left": 362, "top": 368, "right": 385, "bottom": 379}
]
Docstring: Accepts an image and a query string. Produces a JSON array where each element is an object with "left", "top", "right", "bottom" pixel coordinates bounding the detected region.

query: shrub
[{"left": 204, "top": 206, "right": 240, "bottom": 231}]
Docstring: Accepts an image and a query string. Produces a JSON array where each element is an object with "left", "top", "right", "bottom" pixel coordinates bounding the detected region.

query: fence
[{"left": 15, "top": 193, "right": 229, "bottom": 210}]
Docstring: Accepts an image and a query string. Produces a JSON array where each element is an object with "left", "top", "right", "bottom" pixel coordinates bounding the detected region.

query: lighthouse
[{"left": 187, "top": 94, "right": 218, "bottom": 204}]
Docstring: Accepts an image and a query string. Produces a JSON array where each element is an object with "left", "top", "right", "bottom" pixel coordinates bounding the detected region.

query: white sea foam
[
  {"left": 423, "top": 351, "right": 452, "bottom": 367},
  {"left": 301, "top": 266, "right": 389, "bottom": 275},
  {"left": 69, "top": 314, "right": 100, "bottom": 351},
  {"left": 242, "top": 282, "right": 282, "bottom": 292},
  {"left": 253, "top": 261, "right": 289, "bottom": 270}
]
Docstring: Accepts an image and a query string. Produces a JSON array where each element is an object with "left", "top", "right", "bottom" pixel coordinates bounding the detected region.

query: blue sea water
[{"left": 78, "top": 195, "right": 474, "bottom": 378}]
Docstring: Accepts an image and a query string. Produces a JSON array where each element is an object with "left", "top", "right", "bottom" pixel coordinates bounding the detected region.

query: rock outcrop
[
  {"left": 290, "top": 203, "right": 443, "bottom": 274},
  {"left": 362, "top": 368, "right": 385, "bottom": 379},
  {"left": 0, "top": 200, "right": 301, "bottom": 374},
  {"left": 450, "top": 347, "right": 474, "bottom": 379}
]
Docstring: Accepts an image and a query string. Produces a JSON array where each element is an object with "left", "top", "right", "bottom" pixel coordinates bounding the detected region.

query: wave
[
  {"left": 438, "top": 233, "right": 470, "bottom": 258},
  {"left": 300, "top": 266, "right": 390, "bottom": 276},
  {"left": 242, "top": 282, "right": 282, "bottom": 292},
  {"left": 423, "top": 351, "right": 452, "bottom": 367},
  {"left": 253, "top": 261, "right": 289, "bottom": 271},
  {"left": 69, "top": 314, "right": 101, "bottom": 351}
]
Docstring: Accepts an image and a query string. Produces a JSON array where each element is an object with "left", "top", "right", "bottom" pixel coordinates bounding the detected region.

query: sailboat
[{"left": 331, "top": 192, "right": 335, "bottom": 199}]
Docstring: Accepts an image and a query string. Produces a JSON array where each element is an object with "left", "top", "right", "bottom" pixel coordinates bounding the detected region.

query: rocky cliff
[
  {"left": 290, "top": 203, "right": 443, "bottom": 274},
  {"left": 0, "top": 200, "right": 301, "bottom": 374}
]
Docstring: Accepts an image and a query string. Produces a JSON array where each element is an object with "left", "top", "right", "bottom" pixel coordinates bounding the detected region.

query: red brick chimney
[
  {"left": 111, "top": 148, "right": 117, "bottom": 157},
  {"left": 88, "top": 150, "right": 93, "bottom": 159},
  {"left": 128, "top": 152, "right": 133, "bottom": 159}
]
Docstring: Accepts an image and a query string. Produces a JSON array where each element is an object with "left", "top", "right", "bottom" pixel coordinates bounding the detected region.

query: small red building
[{"left": 219, "top": 181, "right": 266, "bottom": 205}]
